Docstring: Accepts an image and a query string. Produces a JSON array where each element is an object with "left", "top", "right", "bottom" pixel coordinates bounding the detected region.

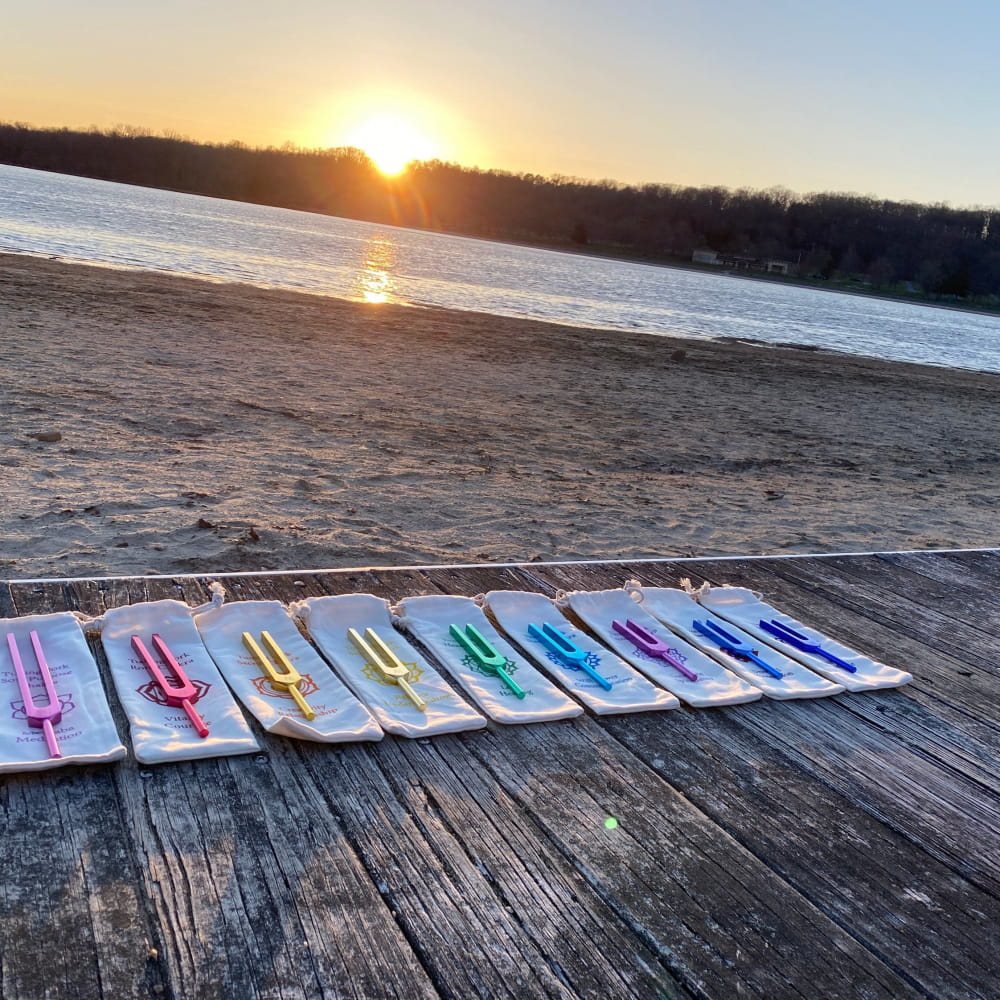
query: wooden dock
[{"left": 1, "top": 549, "right": 998, "bottom": 1000}]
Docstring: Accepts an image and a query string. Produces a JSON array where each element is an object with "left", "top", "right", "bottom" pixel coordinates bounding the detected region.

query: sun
[{"left": 346, "top": 113, "right": 437, "bottom": 175}]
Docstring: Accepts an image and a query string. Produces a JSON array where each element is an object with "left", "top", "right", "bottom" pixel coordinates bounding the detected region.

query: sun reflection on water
[{"left": 355, "top": 236, "right": 398, "bottom": 304}]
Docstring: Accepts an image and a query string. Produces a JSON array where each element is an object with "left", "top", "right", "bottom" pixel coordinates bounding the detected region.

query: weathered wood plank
[
  {"left": 4, "top": 554, "right": 1000, "bottom": 999},
  {"left": 172, "top": 572, "right": 689, "bottom": 999},
  {"left": 356, "top": 565, "right": 924, "bottom": 999},
  {"left": 877, "top": 551, "right": 1000, "bottom": 611},
  {"left": 2, "top": 581, "right": 163, "bottom": 1000},
  {"left": 300, "top": 734, "right": 692, "bottom": 1000},
  {"left": 0, "top": 768, "right": 164, "bottom": 1000},
  {"left": 466, "top": 717, "right": 922, "bottom": 1000},
  {"left": 760, "top": 555, "right": 1000, "bottom": 677},
  {"left": 893, "top": 549, "right": 1000, "bottom": 594},
  {"left": 596, "top": 708, "right": 1000, "bottom": 1000},
  {"left": 521, "top": 562, "right": 1000, "bottom": 881},
  {"left": 805, "top": 553, "right": 1000, "bottom": 646},
  {"left": 378, "top": 734, "right": 691, "bottom": 1000},
  {"left": 5, "top": 576, "right": 441, "bottom": 1000},
  {"left": 615, "top": 557, "right": 1000, "bottom": 773},
  {"left": 118, "top": 749, "right": 440, "bottom": 1000},
  {"left": 0, "top": 583, "right": 16, "bottom": 618}
]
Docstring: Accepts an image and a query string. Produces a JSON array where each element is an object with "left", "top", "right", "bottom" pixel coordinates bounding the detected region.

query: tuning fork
[
  {"left": 612, "top": 618, "right": 698, "bottom": 681},
  {"left": 348, "top": 627, "right": 426, "bottom": 711},
  {"left": 528, "top": 622, "right": 613, "bottom": 690},
  {"left": 131, "top": 634, "right": 210, "bottom": 737},
  {"left": 450, "top": 623, "right": 526, "bottom": 699},
  {"left": 242, "top": 631, "right": 317, "bottom": 720},
  {"left": 692, "top": 619, "right": 784, "bottom": 679},
  {"left": 6, "top": 630, "right": 63, "bottom": 758},
  {"left": 758, "top": 618, "right": 857, "bottom": 673}
]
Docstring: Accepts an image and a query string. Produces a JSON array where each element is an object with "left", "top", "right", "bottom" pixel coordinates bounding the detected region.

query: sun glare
[{"left": 347, "top": 113, "right": 436, "bottom": 175}]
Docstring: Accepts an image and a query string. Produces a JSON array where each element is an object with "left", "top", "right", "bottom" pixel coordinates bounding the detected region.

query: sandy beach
[{"left": 1, "top": 252, "right": 997, "bottom": 580}]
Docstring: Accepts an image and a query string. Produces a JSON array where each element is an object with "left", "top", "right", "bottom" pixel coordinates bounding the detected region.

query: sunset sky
[{"left": 5, "top": 0, "right": 997, "bottom": 205}]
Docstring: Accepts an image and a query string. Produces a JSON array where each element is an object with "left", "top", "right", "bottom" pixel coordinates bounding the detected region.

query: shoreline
[
  {"left": 8, "top": 161, "right": 1000, "bottom": 323},
  {"left": 2, "top": 252, "right": 997, "bottom": 579},
  {"left": 460, "top": 232, "right": 1000, "bottom": 323},
  {"left": 6, "top": 247, "right": 997, "bottom": 378}
]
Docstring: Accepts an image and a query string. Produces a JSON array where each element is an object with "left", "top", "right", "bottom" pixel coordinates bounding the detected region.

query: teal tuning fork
[{"left": 449, "top": 623, "right": 526, "bottom": 699}]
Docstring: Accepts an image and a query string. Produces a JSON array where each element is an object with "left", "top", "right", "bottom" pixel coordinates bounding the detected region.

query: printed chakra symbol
[
  {"left": 360, "top": 661, "right": 424, "bottom": 687},
  {"left": 462, "top": 654, "right": 517, "bottom": 677},
  {"left": 544, "top": 649, "right": 602, "bottom": 673},
  {"left": 137, "top": 678, "right": 212, "bottom": 706},
  {"left": 251, "top": 674, "right": 321, "bottom": 699},
  {"left": 11, "top": 692, "right": 76, "bottom": 720}
]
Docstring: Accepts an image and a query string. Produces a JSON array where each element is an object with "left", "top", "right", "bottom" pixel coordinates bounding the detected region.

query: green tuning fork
[{"left": 449, "top": 623, "right": 526, "bottom": 699}]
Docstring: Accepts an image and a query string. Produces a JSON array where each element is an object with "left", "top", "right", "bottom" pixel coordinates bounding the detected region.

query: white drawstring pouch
[
  {"left": 627, "top": 584, "right": 845, "bottom": 700},
  {"left": 193, "top": 600, "right": 384, "bottom": 743},
  {"left": 0, "top": 612, "right": 127, "bottom": 773},
  {"left": 95, "top": 599, "right": 260, "bottom": 764},
  {"left": 291, "top": 594, "right": 486, "bottom": 738},
  {"left": 693, "top": 585, "right": 912, "bottom": 691},
  {"left": 394, "top": 595, "right": 583, "bottom": 724},
  {"left": 557, "top": 589, "right": 763, "bottom": 707},
  {"left": 481, "top": 590, "right": 680, "bottom": 714}
]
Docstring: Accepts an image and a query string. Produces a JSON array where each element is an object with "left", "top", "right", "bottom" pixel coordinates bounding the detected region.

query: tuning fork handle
[
  {"left": 287, "top": 685, "right": 317, "bottom": 721},
  {"left": 655, "top": 648, "right": 698, "bottom": 682},
  {"left": 39, "top": 719, "right": 61, "bottom": 758},
  {"left": 397, "top": 677, "right": 427, "bottom": 711},
  {"left": 181, "top": 699, "right": 210, "bottom": 738},
  {"left": 579, "top": 660, "right": 614, "bottom": 691},
  {"left": 495, "top": 665, "right": 527, "bottom": 699}
]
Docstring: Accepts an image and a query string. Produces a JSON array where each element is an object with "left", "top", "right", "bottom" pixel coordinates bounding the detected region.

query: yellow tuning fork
[
  {"left": 348, "top": 627, "right": 427, "bottom": 712},
  {"left": 242, "top": 631, "right": 316, "bottom": 720}
]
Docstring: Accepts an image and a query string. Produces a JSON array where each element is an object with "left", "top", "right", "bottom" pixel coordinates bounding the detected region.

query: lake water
[{"left": 3, "top": 163, "right": 1000, "bottom": 373}]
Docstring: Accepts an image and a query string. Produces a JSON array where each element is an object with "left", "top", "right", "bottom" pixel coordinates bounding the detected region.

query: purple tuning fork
[{"left": 612, "top": 618, "right": 698, "bottom": 681}]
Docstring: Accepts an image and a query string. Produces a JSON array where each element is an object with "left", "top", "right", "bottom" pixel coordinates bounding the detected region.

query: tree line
[{"left": 2, "top": 122, "right": 998, "bottom": 304}]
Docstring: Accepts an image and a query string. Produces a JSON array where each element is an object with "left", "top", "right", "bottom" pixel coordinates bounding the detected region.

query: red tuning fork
[{"left": 131, "top": 633, "right": 209, "bottom": 738}]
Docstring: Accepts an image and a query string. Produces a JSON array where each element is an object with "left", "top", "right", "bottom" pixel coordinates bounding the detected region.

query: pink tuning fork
[
  {"left": 6, "top": 630, "right": 63, "bottom": 758},
  {"left": 131, "top": 634, "right": 209, "bottom": 738}
]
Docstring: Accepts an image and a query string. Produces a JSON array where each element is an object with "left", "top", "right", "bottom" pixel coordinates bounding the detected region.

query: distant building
[{"left": 692, "top": 249, "right": 793, "bottom": 276}]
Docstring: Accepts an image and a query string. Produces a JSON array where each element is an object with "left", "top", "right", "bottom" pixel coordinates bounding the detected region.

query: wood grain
[{"left": 1, "top": 550, "right": 998, "bottom": 999}]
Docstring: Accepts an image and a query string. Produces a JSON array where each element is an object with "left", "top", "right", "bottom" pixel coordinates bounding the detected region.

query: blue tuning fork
[
  {"left": 691, "top": 619, "right": 784, "bottom": 679},
  {"left": 528, "top": 622, "right": 613, "bottom": 690},
  {"left": 758, "top": 619, "right": 857, "bottom": 673}
]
